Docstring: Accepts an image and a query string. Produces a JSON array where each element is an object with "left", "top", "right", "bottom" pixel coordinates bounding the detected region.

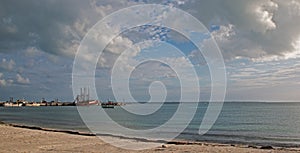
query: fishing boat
[
  {"left": 101, "top": 100, "right": 117, "bottom": 108},
  {"left": 101, "top": 104, "right": 115, "bottom": 108}
]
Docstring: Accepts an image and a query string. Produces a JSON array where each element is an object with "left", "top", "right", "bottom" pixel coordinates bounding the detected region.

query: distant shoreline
[{"left": 1, "top": 101, "right": 300, "bottom": 106}]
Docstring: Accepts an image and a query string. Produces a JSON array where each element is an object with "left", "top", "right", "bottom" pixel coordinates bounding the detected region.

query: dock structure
[{"left": 0, "top": 97, "right": 76, "bottom": 107}]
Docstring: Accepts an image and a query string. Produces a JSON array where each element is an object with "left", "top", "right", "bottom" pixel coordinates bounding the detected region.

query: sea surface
[{"left": 0, "top": 102, "right": 300, "bottom": 147}]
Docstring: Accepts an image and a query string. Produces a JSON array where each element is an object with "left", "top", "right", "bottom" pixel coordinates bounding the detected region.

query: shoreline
[{"left": 1, "top": 122, "right": 299, "bottom": 152}]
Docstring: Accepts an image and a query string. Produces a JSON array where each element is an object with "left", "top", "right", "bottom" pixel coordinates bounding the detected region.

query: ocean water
[{"left": 0, "top": 102, "right": 300, "bottom": 147}]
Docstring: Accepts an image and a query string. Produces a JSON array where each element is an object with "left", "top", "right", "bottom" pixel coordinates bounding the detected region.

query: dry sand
[{"left": 0, "top": 124, "right": 299, "bottom": 153}]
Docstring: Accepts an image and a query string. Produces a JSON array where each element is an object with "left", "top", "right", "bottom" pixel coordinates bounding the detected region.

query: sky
[{"left": 0, "top": 0, "right": 300, "bottom": 102}]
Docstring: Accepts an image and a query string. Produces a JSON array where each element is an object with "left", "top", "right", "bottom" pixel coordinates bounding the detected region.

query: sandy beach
[{"left": 0, "top": 123, "right": 299, "bottom": 153}]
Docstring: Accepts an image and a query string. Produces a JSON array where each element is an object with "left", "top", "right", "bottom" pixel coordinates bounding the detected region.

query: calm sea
[{"left": 0, "top": 102, "right": 300, "bottom": 147}]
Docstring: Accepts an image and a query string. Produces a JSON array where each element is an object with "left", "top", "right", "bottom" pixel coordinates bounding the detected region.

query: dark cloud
[
  {"left": 0, "top": 1, "right": 80, "bottom": 54},
  {"left": 0, "top": 0, "right": 136, "bottom": 57}
]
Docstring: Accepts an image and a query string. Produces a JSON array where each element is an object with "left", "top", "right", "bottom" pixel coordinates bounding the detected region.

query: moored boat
[
  {"left": 101, "top": 104, "right": 115, "bottom": 108},
  {"left": 101, "top": 100, "right": 117, "bottom": 108}
]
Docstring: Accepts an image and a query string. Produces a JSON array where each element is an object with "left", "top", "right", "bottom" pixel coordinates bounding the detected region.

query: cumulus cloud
[
  {"left": 1, "top": 0, "right": 299, "bottom": 62},
  {"left": 0, "top": 73, "right": 5, "bottom": 86},
  {"left": 180, "top": 0, "right": 300, "bottom": 61},
  {"left": 24, "top": 46, "right": 42, "bottom": 57},
  {"left": 1, "top": 0, "right": 300, "bottom": 101},
  {"left": 0, "top": 73, "right": 13, "bottom": 87},
  {"left": 0, "top": 58, "right": 16, "bottom": 71},
  {"left": 131, "top": 61, "right": 176, "bottom": 80},
  {"left": 0, "top": 0, "right": 140, "bottom": 57},
  {"left": 0, "top": 79, "right": 6, "bottom": 87},
  {"left": 16, "top": 73, "right": 30, "bottom": 84}
]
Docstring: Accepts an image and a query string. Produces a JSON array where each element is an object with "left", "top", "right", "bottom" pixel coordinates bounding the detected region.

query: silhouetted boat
[
  {"left": 101, "top": 104, "right": 114, "bottom": 108},
  {"left": 101, "top": 100, "right": 117, "bottom": 108}
]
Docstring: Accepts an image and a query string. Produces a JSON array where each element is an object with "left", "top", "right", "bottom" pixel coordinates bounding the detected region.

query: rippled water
[{"left": 0, "top": 102, "right": 299, "bottom": 147}]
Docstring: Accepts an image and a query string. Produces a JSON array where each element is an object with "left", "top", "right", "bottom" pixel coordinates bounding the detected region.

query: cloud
[
  {"left": 130, "top": 61, "right": 177, "bottom": 80},
  {"left": 228, "top": 57, "right": 300, "bottom": 89},
  {"left": 1, "top": 0, "right": 300, "bottom": 63},
  {"left": 0, "top": 79, "right": 7, "bottom": 87},
  {"left": 0, "top": 72, "right": 13, "bottom": 87},
  {"left": 24, "top": 46, "right": 42, "bottom": 57},
  {"left": 16, "top": 73, "right": 30, "bottom": 84},
  {"left": 0, "top": 0, "right": 140, "bottom": 58},
  {"left": 1, "top": 0, "right": 300, "bottom": 101},
  {"left": 0, "top": 58, "right": 16, "bottom": 71},
  {"left": 0, "top": 73, "right": 6, "bottom": 86},
  {"left": 180, "top": 0, "right": 300, "bottom": 61}
]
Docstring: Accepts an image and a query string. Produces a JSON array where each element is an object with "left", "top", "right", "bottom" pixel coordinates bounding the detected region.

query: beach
[{"left": 0, "top": 123, "right": 299, "bottom": 153}]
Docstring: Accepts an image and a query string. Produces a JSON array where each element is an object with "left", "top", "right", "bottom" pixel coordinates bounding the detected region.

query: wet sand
[{"left": 0, "top": 123, "right": 299, "bottom": 153}]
